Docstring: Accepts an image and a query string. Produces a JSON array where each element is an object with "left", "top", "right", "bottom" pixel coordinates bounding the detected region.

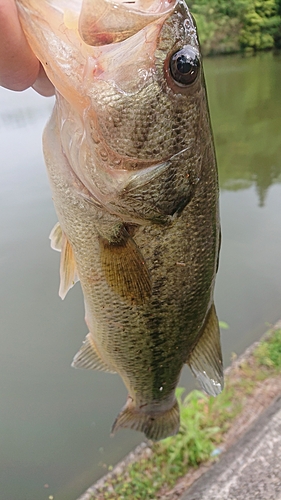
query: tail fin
[{"left": 111, "top": 399, "right": 180, "bottom": 441}]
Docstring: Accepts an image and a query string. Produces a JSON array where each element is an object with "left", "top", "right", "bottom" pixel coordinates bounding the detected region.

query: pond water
[{"left": 1, "top": 51, "right": 281, "bottom": 500}]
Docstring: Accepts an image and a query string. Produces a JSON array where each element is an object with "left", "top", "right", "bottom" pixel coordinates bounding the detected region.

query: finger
[
  {"left": 32, "top": 63, "right": 55, "bottom": 97},
  {"left": 0, "top": 0, "right": 39, "bottom": 91}
]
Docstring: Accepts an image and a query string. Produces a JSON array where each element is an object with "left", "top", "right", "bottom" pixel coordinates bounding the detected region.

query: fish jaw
[{"left": 16, "top": 0, "right": 171, "bottom": 103}]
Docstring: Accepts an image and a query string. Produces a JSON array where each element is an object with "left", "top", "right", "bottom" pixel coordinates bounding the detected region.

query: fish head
[
  {"left": 17, "top": 0, "right": 211, "bottom": 220},
  {"left": 17, "top": 0, "right": 207, "bottom": 169},
  {"left": 72, "top": 0, "right": 211, "bottom": 221},
  {"left": 84, "top": 1, "right": 206, "bottom": 168}
]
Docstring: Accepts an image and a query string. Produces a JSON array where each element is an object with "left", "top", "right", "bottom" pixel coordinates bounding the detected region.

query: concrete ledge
[{"left": 180, "top": 395, "right": 281, "bottom": 500}]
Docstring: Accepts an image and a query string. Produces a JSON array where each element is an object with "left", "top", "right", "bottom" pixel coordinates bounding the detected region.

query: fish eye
[{"left": 169, "top": 46, "right": 200, "bottom": 86}]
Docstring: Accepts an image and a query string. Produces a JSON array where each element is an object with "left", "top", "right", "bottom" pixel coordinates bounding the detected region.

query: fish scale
[{"left": 16, "top": 0, "right": 223, "bottom": 440}]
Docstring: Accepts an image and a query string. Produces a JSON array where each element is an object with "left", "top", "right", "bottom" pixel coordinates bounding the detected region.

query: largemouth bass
[{"left": 16, "top": 0, "right": 223, "bottom": 441}]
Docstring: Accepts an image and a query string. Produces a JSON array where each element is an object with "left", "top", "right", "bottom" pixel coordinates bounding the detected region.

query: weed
[{"left": 255, "top": 329, "right": 281, "bottom": 369}]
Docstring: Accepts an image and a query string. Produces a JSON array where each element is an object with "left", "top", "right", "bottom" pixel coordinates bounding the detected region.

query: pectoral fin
[
  {"left": 72, "top": 333, "right": 116, "bottom": 373},
  {"left": 100, "top": 225, "right": 151, "bottom": 305},
  {"left": 187, "top": 304, "right": 224, "bottom": 396},
  {"left": 50, "top": 223, "right": 79, "bottom": 299}
]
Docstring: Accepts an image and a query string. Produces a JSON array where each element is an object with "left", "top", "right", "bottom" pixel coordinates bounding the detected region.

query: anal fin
[
  {"left": 187, "top": 304, "right": 224, "bottom": 396},
  {"left": 100, "top": 225, "right": 151, "bottom": 305},
  {"left": 72, "top": 333, "right": 116, "bottom": 373}
]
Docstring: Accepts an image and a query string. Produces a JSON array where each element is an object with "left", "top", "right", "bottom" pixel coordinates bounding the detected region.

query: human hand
[{"left": 0, "top": 0, "right": 54, "bottom": 96}]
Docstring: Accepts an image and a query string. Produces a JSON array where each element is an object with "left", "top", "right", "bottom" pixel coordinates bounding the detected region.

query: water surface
[{"left": 0, "top": 52, "right": 281, "bottom": 500}]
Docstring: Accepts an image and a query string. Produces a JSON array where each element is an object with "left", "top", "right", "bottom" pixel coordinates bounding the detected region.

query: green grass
[
  {"left": 255, "top": 329, "right": 281, "bottom": 369},
  {"left": 92, "top": 328, "right": 281, "bottom": 500}
]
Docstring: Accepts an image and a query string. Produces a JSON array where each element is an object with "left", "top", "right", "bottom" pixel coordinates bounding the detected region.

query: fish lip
[{"left": 96, "top": 0, "right": 178, "bottom": 16}]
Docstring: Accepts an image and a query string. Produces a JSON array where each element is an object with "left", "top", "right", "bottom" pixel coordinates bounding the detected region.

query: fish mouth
[{"left": 78, "top": 0, "right": 177, "bottom": 46}]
